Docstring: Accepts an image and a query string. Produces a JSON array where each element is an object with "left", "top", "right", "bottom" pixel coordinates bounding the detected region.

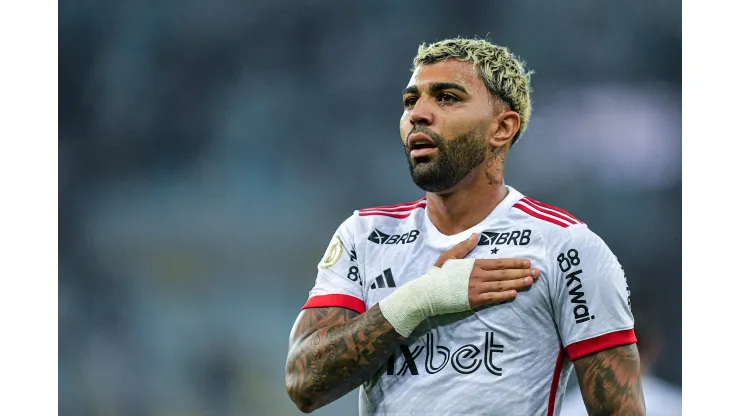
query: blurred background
[{"left": 59, "top": 1, "right": 681, "bottom": 415}]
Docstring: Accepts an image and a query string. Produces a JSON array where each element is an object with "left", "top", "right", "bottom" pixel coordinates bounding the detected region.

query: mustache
[{"left": 406, "top": 126, "right": 445, "bottom": 148}]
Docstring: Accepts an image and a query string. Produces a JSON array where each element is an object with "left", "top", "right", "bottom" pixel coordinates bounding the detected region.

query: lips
[
  {"left": 410, "top": 147, "right": 438, "bottom": 158},
  {"left": 408, "top": 132, "right": 438, "bottom": 158}
]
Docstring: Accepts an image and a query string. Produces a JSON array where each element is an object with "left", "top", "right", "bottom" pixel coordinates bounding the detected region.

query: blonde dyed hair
[{"left": 413, "top": 38, "right": 533, "bottom": 144}]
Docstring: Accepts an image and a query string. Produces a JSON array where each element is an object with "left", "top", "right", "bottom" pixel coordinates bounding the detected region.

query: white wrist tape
[{"left": 378, "top": 259, "right": 474, "bottom": 337}]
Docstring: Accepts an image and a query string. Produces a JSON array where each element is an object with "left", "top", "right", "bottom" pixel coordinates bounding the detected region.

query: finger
[
  {"left": 475, "top": 268, "right": 540, "bottom": 282},
  {"left": 475, "top": 258, "right": 531, "bottom": 270},
  {"left": 476, "top": 276, "right": 534, "bottom": 294},
  {"left": 438, "top": 233, "right": 479, "bottom": 265},
  {"left": 450, "top": 233, "right": 479, "bottom": 257},
  {"left": 470, "top": 290, "right": 518, "bottom": 308}
]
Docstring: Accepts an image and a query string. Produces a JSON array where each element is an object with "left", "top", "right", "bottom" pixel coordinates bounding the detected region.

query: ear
[{"left": 488, "top": 110, "right": 521, "bottom": 149}]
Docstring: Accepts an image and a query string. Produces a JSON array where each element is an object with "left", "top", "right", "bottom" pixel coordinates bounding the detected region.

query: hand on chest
[{"left": 363, "top": 226, "right": 547, "bottom": 309}]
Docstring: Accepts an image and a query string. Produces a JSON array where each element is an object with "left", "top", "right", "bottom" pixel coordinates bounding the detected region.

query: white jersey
[{"left": 302, "top": 186, "right": 636, "bottom": 416}]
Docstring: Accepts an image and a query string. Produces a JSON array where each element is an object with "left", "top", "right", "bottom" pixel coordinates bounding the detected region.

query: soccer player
[{"left": 285, "top": 38, "right": 644, "bottom": 416}]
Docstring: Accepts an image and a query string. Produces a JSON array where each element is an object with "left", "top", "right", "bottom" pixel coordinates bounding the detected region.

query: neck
[{"left": 425, "top": 167, "right": 509, "bottom": 236}]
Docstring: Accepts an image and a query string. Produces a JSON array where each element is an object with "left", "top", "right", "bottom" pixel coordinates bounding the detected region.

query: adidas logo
[{"left": 369, "top": 268, "right": 396, "bottom": 289}]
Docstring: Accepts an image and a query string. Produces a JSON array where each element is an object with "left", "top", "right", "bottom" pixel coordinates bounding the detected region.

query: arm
[
  {"left": 285, "top": 256, "right": 537, "bottom": 413},
  {"left": 286, "top": 233, "right": 536, "bottom": 413},
  {"left": 572, "top": 343, "right": 645, "bottom": 416},
  {"left": 549, "top": 224, "right": 644, "bottom": 415},
  {"left": 285, "top": 305, "right": 405, "bottom": 413}
]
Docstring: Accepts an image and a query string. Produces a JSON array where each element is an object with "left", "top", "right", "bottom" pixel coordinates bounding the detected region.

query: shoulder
[
  {"left": 510, "top": 195, "right": 611, "bottom": 256},
  {"left": 356, "top": 196, "right": 427, "bottom": 219},
  {"left": 343, "top": 196, "right": 427, "bottom": 236},
  {"left": 510, "top": 194, "right": 585, "bottom": 230},
  {"left": 508, "top": 194, "right": 605, "bottom": 249},
  {"left": 355, "top": 197, "right": 427, "bottom": 221}
]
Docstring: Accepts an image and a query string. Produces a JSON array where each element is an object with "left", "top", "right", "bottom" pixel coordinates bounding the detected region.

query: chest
[
  {"left": 363, "top": 233, "right": 558, "bottom": 351},
  {"left": 361, "top": 228, "right": 552, "bottom": 308}
]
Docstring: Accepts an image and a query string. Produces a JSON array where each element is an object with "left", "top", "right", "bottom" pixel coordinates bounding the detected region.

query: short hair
[{"left": 413, "top": 37, "right": 533, "bottom": 145}]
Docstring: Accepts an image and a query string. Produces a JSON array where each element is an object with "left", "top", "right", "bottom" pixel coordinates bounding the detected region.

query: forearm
[
  {"left": 286, "top": 305, "right": 405, "bottom": 413},
  {"left": 575, "top": 344, "right": 646, "bottom": 416}
]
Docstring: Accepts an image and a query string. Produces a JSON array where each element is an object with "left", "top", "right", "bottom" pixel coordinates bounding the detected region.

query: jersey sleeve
[
  {"left": 550, "top": 225, "right": 636, "bottom": 360},
  {"left": 301, "top": 214, "right": 366, "bottom": 314}
]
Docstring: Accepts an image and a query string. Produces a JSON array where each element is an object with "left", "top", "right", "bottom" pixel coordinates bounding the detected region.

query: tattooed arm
[
  {"left": 572, "top": 343, "right": 646, "bottom": 416},
  {"left": 285, "top": 305, "right": 405, "bottom": 413}
]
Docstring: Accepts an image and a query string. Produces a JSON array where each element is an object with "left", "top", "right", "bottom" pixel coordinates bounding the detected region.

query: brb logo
[
  {"left": 368, "top": 229, "right": 420, "bottom": 245},
  {"left": 477, "top": 230, "right": 531, "bottom": 246},
  {"left": 384, "top": 332, "right": 504, "bottom": 376}
]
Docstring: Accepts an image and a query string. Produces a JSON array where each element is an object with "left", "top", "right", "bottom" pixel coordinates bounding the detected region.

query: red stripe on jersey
[
  {"left": 513, "top": 203, "right": 570, "bottom": 228},
  {"left": 522, "top": 197, "right": 583, "bottom": 224},
  {"left": 547, "top": 348, "right": 566, "bottom": 416},
  {"left": 566, "top": 328, "right": 637, "bottom": 360},
  {"left": 359, "top": 202, "right": 427, "bottom": 213},
  {"left": 519, "top": 198, "right": 578, "bottom": 225},
  {"left": 358, "top": 210, "right": 419, "bottom": 219},
  {"left": 301, "top": 294, "right": 366, "bottom": 314},
  {"left": 359, "top": 197, "right": 426, "bottom": 212},
  {"left": 359, "top": 201, "right": 426, "bottom": 218}
]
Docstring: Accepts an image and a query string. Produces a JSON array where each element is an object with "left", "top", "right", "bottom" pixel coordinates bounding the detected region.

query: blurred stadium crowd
[{"left": 59, "top": 1, "right": 681, "bottom": 414}]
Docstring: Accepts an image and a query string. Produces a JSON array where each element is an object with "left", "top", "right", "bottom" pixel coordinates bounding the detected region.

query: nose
[{"left": 408, "top": 96, "right": 434, "bottom": 127}]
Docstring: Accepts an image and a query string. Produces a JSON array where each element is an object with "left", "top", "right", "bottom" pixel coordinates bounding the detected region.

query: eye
[
  {"left": 438, "top": 92, "right": 459, "bottom": 103},
  {"left": 403, "top": 96, "right": 418, "bottom": 107}
]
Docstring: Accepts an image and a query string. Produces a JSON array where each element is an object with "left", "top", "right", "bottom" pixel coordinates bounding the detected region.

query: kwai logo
[{"left": 558, "top": 248, "right": 594, "bottom": 324}]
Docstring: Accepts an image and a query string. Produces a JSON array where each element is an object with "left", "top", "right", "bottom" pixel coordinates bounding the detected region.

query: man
[{"left": 286, "top": 38, "right": 644, "bottom": 416}]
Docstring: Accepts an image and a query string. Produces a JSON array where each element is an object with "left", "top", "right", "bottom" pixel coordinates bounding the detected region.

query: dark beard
[{"left": 403, "top": 126, "right": 487, "bottom": 193}]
